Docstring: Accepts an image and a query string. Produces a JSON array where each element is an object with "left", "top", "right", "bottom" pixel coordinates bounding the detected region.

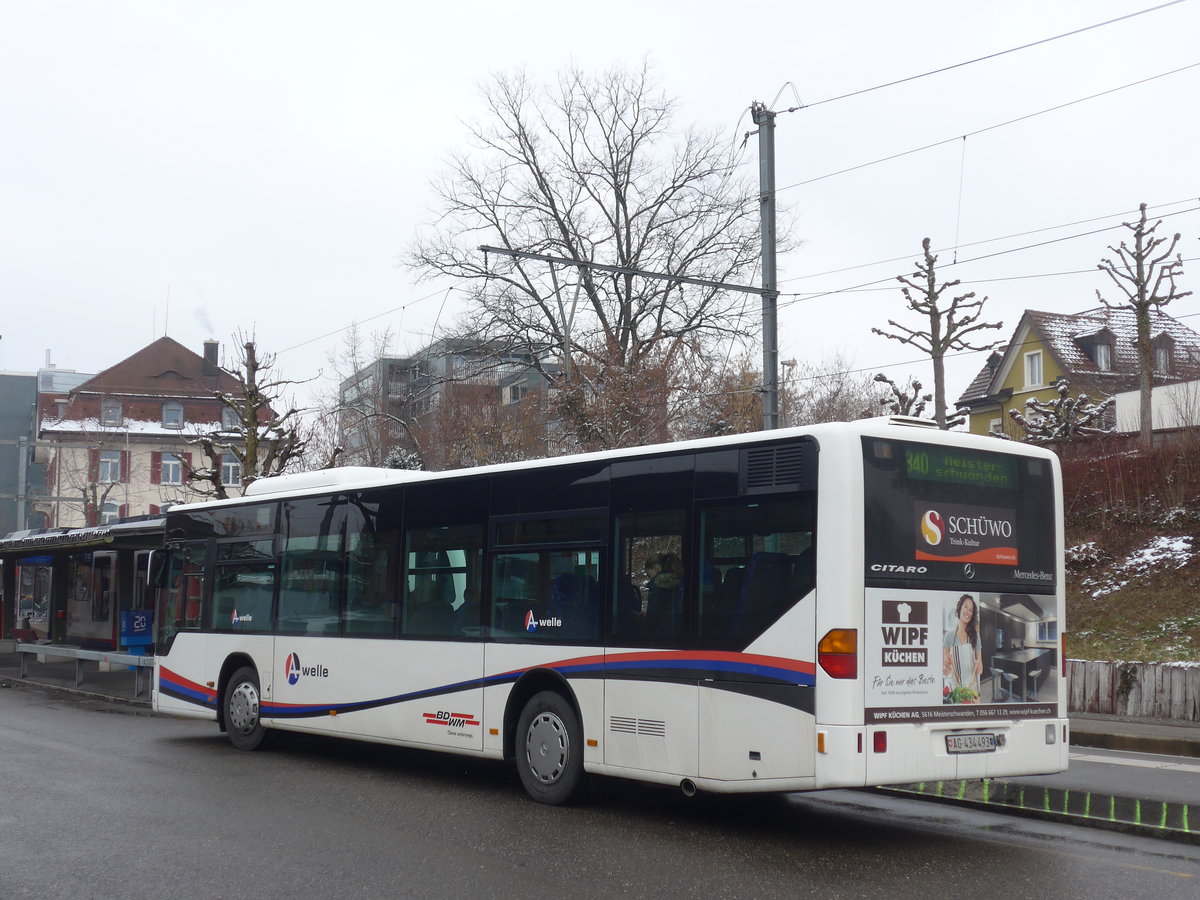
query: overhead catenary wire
[
  {"left": 775, "top": 205, "right": 1200, "bottom": 309},
  {"left": 773, "top": 60, "right": 1200, "bottom": 195},
  {"left": 793, "top": 1, "right": 1190, "bottom": 111}
]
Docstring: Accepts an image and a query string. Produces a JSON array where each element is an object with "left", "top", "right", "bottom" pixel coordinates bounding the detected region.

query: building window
[
  {"left": 221, "top": 406, "right": 240, "bottom": 431},
  {"left": 1024, "top": 351, "right": 1043, "bottom": 388},
  {"left": 989, "top": 418, "right": 1003, "bottom": 435},
  {"left": 100, "top": 502, "right": 120, "bottom": 525},
  {"left": 1094, "top": 343, "right": 1112, "bottom": 372},
  {"left": 161, "top": 454, "right": 183, "bottom": 485},
  {"left": 98, "top": 450, "right": 122, "bottom": 483},
  {"left": 162, "top": 401, "right": 185, "bottom": 429},
  {"left": 1155, "top": 346, "right": 1171, "bottom": 375},
  {"left": 221, "top": 453, "right": 242, "bottom": 487},
  {"left": 100, "top": 399, "right": 123, "bottom": 427}
]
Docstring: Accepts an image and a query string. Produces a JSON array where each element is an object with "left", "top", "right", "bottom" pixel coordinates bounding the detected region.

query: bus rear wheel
[
  {"left": 516, "top": 690, "right": 584, "bottom": 805},
  {"left": 224, "top": 666, "right": 268, "bottom": 751}
]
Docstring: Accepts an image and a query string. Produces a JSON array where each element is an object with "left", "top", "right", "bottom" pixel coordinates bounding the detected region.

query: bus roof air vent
[{"left": 887, "top": 416, "right": 939, "bottom": 429}]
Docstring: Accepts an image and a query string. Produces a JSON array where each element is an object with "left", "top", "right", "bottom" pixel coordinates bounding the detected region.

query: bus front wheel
[
  {"left": 515, "top": 690, "right": 584, "bottom": 805},
  {"left": 224, "top": 666, "right": 268, "bottom": 751}
]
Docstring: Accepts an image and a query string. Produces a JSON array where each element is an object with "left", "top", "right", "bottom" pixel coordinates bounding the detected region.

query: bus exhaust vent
[
  {"left": 610, "top": 716, "right": 666, "bottom": 737},
  {"left": 744, "top": 444, "right": 807, "bottom": 490}
]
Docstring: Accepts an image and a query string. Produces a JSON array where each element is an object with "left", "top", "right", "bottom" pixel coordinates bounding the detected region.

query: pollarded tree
[
  {"left": 408, "top": 63, "right": 780, "bottom": 450},
  {"left": 1009, "top": 379, "right": 1115, "bottom": 444},
  {"left": 185, "top": 338, "right": 309, "bottom": 499},
  {"left": 1096, "top": 203, "right": 1192, "bottom": 447},
  {"left": 873, "top": 238, "right": 1003, "bottom": 428},
  {"left": 874, "top": 373, "right": 934, "bottom": 420}
]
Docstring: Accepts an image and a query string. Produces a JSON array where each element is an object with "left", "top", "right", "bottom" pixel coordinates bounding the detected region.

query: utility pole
[{"left": 752, "top": 101, "right": 779, "bottom": 431}]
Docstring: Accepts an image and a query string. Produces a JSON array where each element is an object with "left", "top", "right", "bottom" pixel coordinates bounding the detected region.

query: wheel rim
[
  {"left": 524, "top": 711, "right": 569, "bottom": 784},
  {"left": 228, "top": 681, "right": 260, "bottom": 735}
]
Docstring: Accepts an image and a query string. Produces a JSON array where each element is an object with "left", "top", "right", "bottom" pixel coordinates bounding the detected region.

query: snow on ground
[{"left": 1076, "top": 535, "right": 1195, "bottom": 600}]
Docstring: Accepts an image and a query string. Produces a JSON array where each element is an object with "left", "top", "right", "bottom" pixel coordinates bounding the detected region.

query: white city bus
[{"left": 152, "top": 417, "right": 1068, "bottom": 804}]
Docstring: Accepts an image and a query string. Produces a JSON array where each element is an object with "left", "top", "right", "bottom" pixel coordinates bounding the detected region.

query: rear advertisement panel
[{"left": 865, "top": 587, "right": 1059, "bottom": 724}]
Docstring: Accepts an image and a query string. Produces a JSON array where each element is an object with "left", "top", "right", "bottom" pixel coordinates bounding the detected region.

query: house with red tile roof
[
  {"left": 954, "top": 306, "right": 1200, "bottom": 439},
  {"left": 33, "top": 337, "right": 250, "bottom": 527}
]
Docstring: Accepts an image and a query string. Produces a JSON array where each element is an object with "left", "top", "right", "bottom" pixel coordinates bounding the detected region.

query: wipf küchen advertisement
[{"left": 864, "top": 588, "right": 1059, "bottom": 724}]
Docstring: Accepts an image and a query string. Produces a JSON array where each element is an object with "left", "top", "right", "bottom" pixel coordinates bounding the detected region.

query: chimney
[{"left": 203, "top": 340, "right": 219, "bottom": 376}]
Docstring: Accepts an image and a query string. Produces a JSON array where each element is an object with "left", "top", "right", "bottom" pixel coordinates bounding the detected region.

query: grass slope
[{"left": 1062, "top": 439, "right": 1200, "bottom": 662}]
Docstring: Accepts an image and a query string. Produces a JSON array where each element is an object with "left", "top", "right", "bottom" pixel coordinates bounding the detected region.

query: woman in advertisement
[{"left": 943, "top": 593, "right": 982, "bottom": 703}]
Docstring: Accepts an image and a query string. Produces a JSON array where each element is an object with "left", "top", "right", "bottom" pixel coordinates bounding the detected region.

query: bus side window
[
  {"left": 279, "top": 496, "right": 345, "bottom": 635},
  {"left": 490, "top": 550, "right": 600, "bottom": 642},
  {"left": 344, "top": 497, "right": 398, "bottom": 637},
  {"left": 403, "top": 523, "right": 483, "bottom": 638},
  {"left": 698, "top": 500, "right": 815, "bottom": 646},
  {"left": 612, "top": 510, "right": 687, "bottom": 645}
]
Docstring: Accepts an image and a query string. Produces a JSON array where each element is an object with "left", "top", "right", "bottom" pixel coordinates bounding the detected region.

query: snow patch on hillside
[{"left": 1077, "top": 535, "right": 1194, "bottom": 600}]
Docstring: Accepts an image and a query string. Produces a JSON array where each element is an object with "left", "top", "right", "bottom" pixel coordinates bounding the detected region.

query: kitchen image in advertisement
[{"left": 865, "top": 588, "right": 1059, "bottom": 724}]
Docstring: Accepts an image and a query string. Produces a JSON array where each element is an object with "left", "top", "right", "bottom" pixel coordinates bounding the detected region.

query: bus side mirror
[{"left": 148, "top": 550, "right": 170, "bottom": 589}]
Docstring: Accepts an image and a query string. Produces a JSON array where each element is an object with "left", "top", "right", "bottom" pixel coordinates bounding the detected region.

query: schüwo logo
[
  {"left": 920, "top": 510, "right": 944, "bottom": 547},
  {"left": 283, "top": 652, "right": 328, "bottom": 685}
]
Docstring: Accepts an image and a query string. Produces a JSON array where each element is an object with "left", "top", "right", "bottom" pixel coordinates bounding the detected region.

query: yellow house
[{"left": 955, "top": 307, "right": 1200, "bottom": 439}]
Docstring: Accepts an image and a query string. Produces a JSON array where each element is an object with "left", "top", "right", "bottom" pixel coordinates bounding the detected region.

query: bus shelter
[{"left": 0, "top": 518, "right": 164, "bottom": 651}]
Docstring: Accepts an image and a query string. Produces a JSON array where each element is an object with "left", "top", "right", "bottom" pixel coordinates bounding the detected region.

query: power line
[
  {"left": 776, "top": 60, "right": 1200, "bottom": 195},
  {"left": 776, "top": 206, "right": 1200, "bottom": 309},
  {"left": 781, "top": 199, "right": 1200, "bottom": 284},
  {"left": 796, "top": 1, "right": 1190, "bottom": 111},
  {"left": 279, "top": 284, "right": 457, "bottom": 355}
]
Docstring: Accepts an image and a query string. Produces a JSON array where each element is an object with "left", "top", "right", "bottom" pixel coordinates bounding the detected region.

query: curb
[
  {"left": 0, "top": 675, "right": 152, "bottom": 709},
  {"left": 1070, "top": 729, "right": 1200, "bottom": 759},
  {"left": 879, "top": 779, "right": 1199, "bottom": 845}
]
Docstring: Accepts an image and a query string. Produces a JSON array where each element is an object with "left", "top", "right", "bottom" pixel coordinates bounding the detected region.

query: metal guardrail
[{"left": 15, "top": 643, "right": 154, "bottom": 697}]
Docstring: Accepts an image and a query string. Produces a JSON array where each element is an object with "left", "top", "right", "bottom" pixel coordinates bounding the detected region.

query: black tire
[
  {"left": 224, "top": 666, "right": 269, "bottom": 751},
  {"left": 515, "top": 690, "right": 585, "bottom": 805}
]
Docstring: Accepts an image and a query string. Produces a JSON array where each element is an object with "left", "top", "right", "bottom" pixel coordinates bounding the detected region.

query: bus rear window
[{"left": 863, "top": 438, "right": 1056, "bottom": 591}]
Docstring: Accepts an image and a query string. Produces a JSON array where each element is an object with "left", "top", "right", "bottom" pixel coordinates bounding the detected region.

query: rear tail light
[
  {"left": 1061, "top": 633, "right": 1067, "bottom": 677},
  {"left": 873, "top": 730, "right": 888, "bottom": 753},
  {"left": 818, "top": 629, "right": 858, "bottom": 679}
]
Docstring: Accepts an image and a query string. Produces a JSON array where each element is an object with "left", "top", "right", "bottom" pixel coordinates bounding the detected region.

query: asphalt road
[{"left": 1, "top": 683, "right": 1198, "bottom": 899}]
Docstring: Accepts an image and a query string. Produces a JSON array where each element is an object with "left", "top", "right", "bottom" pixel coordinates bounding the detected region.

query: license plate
[{"left": 946, "top": 733, "right": 996, "bottom": 754}]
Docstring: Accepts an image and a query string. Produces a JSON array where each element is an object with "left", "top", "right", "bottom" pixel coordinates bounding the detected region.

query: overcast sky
[{"left": 3, "top": 0, "right": 1197, "bottom": 414}]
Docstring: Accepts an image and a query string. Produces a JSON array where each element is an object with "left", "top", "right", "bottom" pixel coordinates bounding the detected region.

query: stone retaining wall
[{"left": 1068, "top": 660, "right": 1200, "bottom": 721}]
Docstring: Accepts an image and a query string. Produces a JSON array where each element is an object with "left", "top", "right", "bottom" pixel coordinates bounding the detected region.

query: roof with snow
[
  {"left": 957, "top": 306, "right": 1200, "bottom": 406},
  {"left": 71, "top": 336, "right": 242, "bottom": 399}
]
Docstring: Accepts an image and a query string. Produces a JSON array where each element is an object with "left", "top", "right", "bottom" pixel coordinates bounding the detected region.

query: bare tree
[
  {"left": 874, "top": 373, "right": 933, "bottom": 419},
  {"left": 678, "top": 352, "right": 881, "bottom": 438},
  {"left": 678, "top": 352, "right": 764, "bottom": 438},
  {"left": 408, "top": 63, "right": 779, "bottom": 451},
  {"left": 873, "top": 238, "right": 1003, "bottom": 428},
  {"left": 185, "top": 338, "right": 309, "bottom": 499},
  {"left": 413, "top": 378, "right": 551, "bottom": 468},
  {"left": 310, "top": 323, "right": 424, "bottom": 469},
  {"left": 787, "top": 354, "right": 888, "bottom": 426},
  {"left": 1010, "top": 379, "right": 1115, "bottom": 444},
  {"left": 1096, "top": 203, "right": 1192, "bottom": 447}
]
